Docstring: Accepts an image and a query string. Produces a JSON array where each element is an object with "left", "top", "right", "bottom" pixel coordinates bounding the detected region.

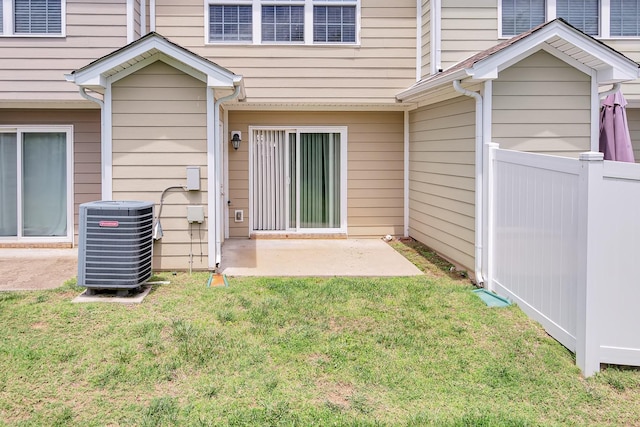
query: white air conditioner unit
[{"left": 78, "top": 201, "right": 154, "bottom": 292}]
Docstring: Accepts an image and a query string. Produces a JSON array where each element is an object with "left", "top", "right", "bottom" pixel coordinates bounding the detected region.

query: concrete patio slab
[
  {"left": 0, "top": 248, "right": 78, "bottom": 291},
  {"left": 219, "top": 239, "right": 423, "bottom": 277}
]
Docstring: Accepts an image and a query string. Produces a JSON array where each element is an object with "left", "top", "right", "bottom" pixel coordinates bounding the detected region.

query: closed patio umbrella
[{"left": 599, "top": 91, "right": 635, "bottom": 162}]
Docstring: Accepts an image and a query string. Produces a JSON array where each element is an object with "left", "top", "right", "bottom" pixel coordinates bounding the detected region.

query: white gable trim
[
  {"left": 468, "top": 22, "right": 639, "bottom": 84},
  {"left": 69, "top": 35, "right": 242, "bottom": 90},
  {"left": 399, "top": 20, "right": 639, "bottom": 103}
]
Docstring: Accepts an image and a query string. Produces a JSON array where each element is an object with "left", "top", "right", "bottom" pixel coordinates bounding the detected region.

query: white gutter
[
  {"left": 397, "top": 69, "right": 468, "bottom": 102},
  {"left": 453, "top": 80, "right": 484, "bottom": 286},
  {"left": 211, "top": 85, "right": 242, "bottom": 269}
]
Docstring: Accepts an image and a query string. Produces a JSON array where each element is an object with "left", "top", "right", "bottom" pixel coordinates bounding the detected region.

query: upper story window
[
  {"left": 500, "top": 0, "right": 638, "bottom": 38},
  {"left": 0, "top": 0, "right": 64, "bottom": 36},
  {"left": 611, "top": 0, "right": 640, "bottom": 36},
  {"left": 207, "top": 0, "right": 359, "bottom": 44}
]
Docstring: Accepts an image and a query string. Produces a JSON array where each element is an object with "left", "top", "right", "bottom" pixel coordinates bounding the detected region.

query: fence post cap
[{"left": 579, "top": 152, "right": 604, "bottom": 161}]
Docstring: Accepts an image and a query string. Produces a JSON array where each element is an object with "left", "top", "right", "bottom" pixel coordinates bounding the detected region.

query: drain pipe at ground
[{"left": 453, "top": 80, "right": 484, "bottom": 286}]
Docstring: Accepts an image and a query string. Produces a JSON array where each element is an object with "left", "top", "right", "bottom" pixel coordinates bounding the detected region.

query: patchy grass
[{"left": 0, "top": 248, "right": 639, "bottom": 426}]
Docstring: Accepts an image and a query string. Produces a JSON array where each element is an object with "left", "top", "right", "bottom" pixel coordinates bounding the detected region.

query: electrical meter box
[{"left": 186, "top": 166, "right": 200, "bottom": 191}]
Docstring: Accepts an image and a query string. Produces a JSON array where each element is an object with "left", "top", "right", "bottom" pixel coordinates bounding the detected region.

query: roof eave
[{"left": 396, "top": 69, "right": 469, "bottom": 102}]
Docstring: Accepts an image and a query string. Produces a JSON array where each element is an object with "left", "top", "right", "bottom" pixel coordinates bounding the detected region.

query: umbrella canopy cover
[{"left": 600, "top": 91, "right": 636, "bottom": 162}]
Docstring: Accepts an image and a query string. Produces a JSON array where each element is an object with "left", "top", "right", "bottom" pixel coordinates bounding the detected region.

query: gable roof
[
  {"left": 66, "top": 32, "right": 243, "bottom": 95},
  {"left": 397, "top": 19, "right": 640, "bottom": 102}
]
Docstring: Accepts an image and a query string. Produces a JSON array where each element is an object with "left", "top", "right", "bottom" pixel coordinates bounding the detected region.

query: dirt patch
[
  {"left": 315, "top": 379, "right": 354, "bottom": 409},
  {"left": 0, "top": 249, "right": 77, "bottom": 291}
]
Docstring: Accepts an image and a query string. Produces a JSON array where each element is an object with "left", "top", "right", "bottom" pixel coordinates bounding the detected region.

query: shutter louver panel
[{"left": 14, "top": 0, "right": 62, "bottom": 34}]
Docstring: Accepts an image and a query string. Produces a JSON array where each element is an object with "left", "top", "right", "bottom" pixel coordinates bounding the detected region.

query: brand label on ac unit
[{"left": 99, "top": 220, "right": 119, "bottom": 227}]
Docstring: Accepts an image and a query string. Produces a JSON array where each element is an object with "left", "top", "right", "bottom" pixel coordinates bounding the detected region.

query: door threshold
[{"left": 250, "top": 233, "right": 347, "bottom": 239}]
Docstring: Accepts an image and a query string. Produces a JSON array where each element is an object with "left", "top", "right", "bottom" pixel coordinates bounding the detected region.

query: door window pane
[
  {"left": 22, "top": 132, "right": 66, "bottom": 236},
  {"left": 299, "top": 133, "right": 340, "bottom": 228},
  {"left": 0, "top": 134, "right": 18, "bottom": 236}
]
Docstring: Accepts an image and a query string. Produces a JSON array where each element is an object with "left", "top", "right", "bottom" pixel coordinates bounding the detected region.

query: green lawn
[{"left": 1, "top": 241, "right": 639, "bottom": 426}]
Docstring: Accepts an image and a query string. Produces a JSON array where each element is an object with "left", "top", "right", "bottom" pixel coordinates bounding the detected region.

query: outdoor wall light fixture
[{"left": 230, "top": 131, "right": 242, "bottom": 150}]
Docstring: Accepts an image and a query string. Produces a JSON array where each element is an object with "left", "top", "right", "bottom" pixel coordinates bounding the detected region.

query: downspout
[
  {"left": 599, "top": 82, "right": 621, "bottom": 99},
  {"left": 78, "top": 88, "right": 109, "bottom": 200},
  {"left": 213, "top": 84, "right": 242, "bottom": 268},
  {"left": 404, "top": 110, "right": 410, "bottom": 238},
  {"left": 453, "top": 80, "right": 484, "bottom": 285}
]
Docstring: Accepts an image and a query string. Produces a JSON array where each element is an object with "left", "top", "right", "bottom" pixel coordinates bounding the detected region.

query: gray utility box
[{"left": 78, "top": 201, "right": 154, "bottom": 290}]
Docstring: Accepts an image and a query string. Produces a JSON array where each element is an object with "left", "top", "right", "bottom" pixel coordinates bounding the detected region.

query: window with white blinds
[
  {"left": 14, "top": 0, "right": 62, "bottom": 34},
  {"left": 501, "top": 0, "right": 546, "bottom": 37},
  {"left": 0, "top": 0, "right": 64, "bottom": 35},
  {"left": 556, "top": 0, "right": 599, "bottom": 35},
  {"left": 207, "top": 0, "right": 359, "bottom": 44},
  {"left": 499, "top": 0, "right": 640, "bottom": 37},
  {"left": 611, "top": 0, "right": 640, "bottom": 36}
]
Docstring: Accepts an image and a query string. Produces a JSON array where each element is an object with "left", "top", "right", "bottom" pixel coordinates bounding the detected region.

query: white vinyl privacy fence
[{"left": 486, "top": 145, "right": 640, "bottom": 376}]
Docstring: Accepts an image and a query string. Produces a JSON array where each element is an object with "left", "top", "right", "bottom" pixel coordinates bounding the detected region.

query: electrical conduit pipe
[{"left": 453, "top": 80, "right": 484, "bottom": 286}]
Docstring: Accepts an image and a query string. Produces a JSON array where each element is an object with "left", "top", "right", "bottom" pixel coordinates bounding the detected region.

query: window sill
[{"left": 0, "top": 34, "right": 66, "bottom": 38}]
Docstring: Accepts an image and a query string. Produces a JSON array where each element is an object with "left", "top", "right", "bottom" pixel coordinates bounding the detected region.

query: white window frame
[
  {"left": 0, "top": 125, "right": 74, "bottom": 243},
  {"left": 248, "top": 126, "right": 348, "bottom": 235},
  {"left": 0, "top": 0, "right": 66, "bottom": 37},
  {"left": 498, "top": 0, "right": 639, "bottom": 39},
  {"left": 205, "top": 0, "right": 360, "bottom": 45}
]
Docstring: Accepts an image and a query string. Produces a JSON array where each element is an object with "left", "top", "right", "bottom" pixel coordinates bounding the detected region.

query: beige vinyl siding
[
  {"left": 111, "top": 61, "right": 209, "bottom": 271},
  {"left": 154, "top": 0, "right": 416, "bottom": 104},
  {"left": 492, "top": 51, "right": 591, "bottom": 155},
  {"left": 627, "top": 108, "right": 640, "bottom": 161},
  {"left": 421, "top": 0, "right": 431, "bottom": 78},
  {"left": 0, "top": 0, "right": 128, "bottom": 104},
  {"left": 227, "top": 111, "right": 404, "bottom": 238},
  {"left": 0, "top": 109, "right": 101, "bottom": 245},
  {"left": 409, "top": 96, "right": 475, "bottom": 272},
  {"left": 440, "top": 0, "right": 498, "bottom": 71}
]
